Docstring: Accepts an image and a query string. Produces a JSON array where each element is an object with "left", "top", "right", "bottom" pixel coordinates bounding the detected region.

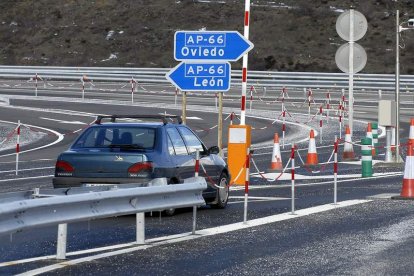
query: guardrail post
[
  {"left": 136, "top": 212, "right": 145, "bottom": 244},
  {"left": 56, "top": 223, "right": 68, "bottom": 260},
  {"left": 192, "top": 206, "right": 197, "bottom": 235}
]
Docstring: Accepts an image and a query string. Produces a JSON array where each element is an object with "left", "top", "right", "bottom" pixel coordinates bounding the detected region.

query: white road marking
[
  {"left": 0, "top": 175, "right": 53, "bottom": 182},
  {"left": 0, "top": 166, "right": 54, "bottom": 174},
  {"left": 40, "top": 117, "right": 87, "bottom": 125},
  {"left": 15, "top": 199, "right": 371, "bottom": 276}
]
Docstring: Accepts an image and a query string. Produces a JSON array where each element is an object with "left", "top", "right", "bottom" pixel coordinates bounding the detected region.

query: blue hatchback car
[{"left": 53, "top": 115, "right": 230, "bottom": 209}]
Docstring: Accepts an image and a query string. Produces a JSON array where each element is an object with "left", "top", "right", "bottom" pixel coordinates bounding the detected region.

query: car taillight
[
  {"left": 55, "top": 160, "right": 74, "bottom": 176},
  {"left": 128, "top": 162, "right": 152, "bottom": 177}
]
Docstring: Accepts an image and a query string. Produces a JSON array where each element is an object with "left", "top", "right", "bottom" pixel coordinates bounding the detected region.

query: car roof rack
[{"left": 94, "top": 115, "right": 183, "bottom": 125}]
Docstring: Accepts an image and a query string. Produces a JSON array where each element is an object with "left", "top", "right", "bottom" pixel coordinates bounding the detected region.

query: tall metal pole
[
  {"left": 395, "top": 10, "right": 401, "bottom": 162},
  {"left": 349, "top": 9, "right": 354, "bottom": 135},
  {"left": 240, "top": 0, "right": 251, "bottom": 125},
  {"left": 218, "top": 92, "right": 223, "bottom": 157},
  {"left": 182, "top": 91, "right": 187, "bottom": 125}
]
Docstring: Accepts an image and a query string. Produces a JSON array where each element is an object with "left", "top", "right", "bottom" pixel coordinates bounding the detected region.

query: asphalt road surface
[{"left": 0, "top": 80, "right": 413, "bottom": 275}]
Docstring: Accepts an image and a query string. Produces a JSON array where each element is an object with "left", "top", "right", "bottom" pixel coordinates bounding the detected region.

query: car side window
[
  {"left": 167, "top": 134, "right": 176, "bottom": 155},
  {"left": 178, "top": 127, "right": 204, "bottom": 154},
  {"left": 166, "top": 128, "right": 188, "bottom": 155}
]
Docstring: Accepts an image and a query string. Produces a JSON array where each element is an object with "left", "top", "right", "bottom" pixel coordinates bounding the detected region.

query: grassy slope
[{"left": 0, "top": 0, "right": 413, "bottom": 73}]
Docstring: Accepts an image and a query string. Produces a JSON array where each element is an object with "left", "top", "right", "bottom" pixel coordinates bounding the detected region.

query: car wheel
[
  {"left": 210, "top": 172, "right": 229, "bottom": 209},
  {"left": 164, "top": 208, "right": 176, "bottom": 216}
]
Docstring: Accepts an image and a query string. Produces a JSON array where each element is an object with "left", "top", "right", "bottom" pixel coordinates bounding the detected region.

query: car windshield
[{"left": 72, "top": 126, "right": 156, "bottom": 150}]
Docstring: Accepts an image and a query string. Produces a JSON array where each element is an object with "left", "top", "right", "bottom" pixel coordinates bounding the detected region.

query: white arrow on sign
[{"left": 40, "top": 117, "right": 87, "bottom": 125}]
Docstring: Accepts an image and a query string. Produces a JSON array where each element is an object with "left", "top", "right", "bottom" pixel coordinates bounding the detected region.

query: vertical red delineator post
[
  {"left": 230, "top": 112, "right": 234, "bottom": 125},
  {"left": 319, "top": 106, "right": 323, "bottom": 143},
  {"left": 249, "top": 86, "right": 253, "bottom": 111},
  {"left": 291, "top": 144, "right": 295, "bottom": 215},
  {"left": 194, "top": 149, "right": 200, "bottom": 178},
  {"left": 282, "top": 109, "right": 286, "bottom": 149},
  {"left": 334, "top": 136, "right": 338, "bottom": 204},
  {"left": 243, "top": 147, "right": 250, "bottom": 223},
  {"left": 240, "top": 0, "right": 251, "bottom": 125},
  {"left": 16, "top": 120, "right": 20, "bottom": 176}
]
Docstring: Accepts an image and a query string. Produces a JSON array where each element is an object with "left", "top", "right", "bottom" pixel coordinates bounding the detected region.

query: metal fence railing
[{"left": 0, "top": 65, "right": 412, "bottom": 91}]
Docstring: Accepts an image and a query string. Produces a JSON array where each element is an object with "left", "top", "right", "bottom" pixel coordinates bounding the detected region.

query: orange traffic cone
[
  {"left": 366, "top": 123, "right": 375, "bottom": 156},
  {"left": 399, "top": 140, "right": 414, "bottom": 198},
  {"left": 306, "top": 130, "right": 318, "bottom": 165},
  {"left": 342, "top": 125, "right": 355, "bottom": 160},
  {"left": 409, "top": 118, "right": 414, "bottom": 144},
  {"left": 268, "top": 133, "right": 283, "bottom": 172}
]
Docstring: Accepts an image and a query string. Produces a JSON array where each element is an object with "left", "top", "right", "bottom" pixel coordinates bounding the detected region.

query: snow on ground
[{"left": 0, "top": 123, "right": 46, "bottom": 152}]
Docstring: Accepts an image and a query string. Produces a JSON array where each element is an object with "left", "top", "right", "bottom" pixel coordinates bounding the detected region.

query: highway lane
[{"left": 0, "top": 83, "right": 412, "bottom": 274}]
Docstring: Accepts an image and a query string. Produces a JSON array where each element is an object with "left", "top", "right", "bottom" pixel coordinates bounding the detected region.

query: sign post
[
  {"left": 335, "top": 9, "right": 368, "bottom": 135},
  {"left": 166, "top": 29, "right": 254, "bottom": 185}
]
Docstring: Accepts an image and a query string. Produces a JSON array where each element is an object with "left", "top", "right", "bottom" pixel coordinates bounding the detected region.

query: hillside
[{"left": 0, "top": 0, "right": 414, "bottom": 74}]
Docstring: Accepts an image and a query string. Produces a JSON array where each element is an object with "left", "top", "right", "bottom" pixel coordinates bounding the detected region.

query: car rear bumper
[{"left": 53, "top": 177, "right": 151, "bottom": 188}]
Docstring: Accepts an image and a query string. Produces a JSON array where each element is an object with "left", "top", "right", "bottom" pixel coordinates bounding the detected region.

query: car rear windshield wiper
[{"left": 108, "top": 144, "right": 145, "bottom": 149}]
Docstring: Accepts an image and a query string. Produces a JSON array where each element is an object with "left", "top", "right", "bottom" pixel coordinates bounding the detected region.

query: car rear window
[{"left": 72, "top": 126, "right": 155, "bottom": 149}]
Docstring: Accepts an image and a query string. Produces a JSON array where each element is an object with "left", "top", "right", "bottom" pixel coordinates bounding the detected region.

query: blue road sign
[
  {"left": 166, "top": 62, "right": 231, "bottom": 92},
  {"left": 174, "top": 31, "right": 253, "bottom": 61}
]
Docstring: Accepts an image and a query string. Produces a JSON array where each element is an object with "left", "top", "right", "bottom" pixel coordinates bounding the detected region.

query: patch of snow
[
  {"left": 101, "top": 53, "right": 118, "bottom": 62},
  {"left": 106, "top": 30, "right": 115, "bottom": 40},
  {"left": 330, "top": 6, "right": 344, "bottom": 13},
  {"left": 9, "top": 21, "right": 18, "bottom": 26}
]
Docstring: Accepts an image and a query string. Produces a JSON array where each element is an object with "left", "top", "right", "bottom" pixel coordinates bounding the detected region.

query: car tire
[
  {"left": 164, "top": 208, "right": 176, "bottom": 216},
  {"left": 210, "top": 172, "right": 229, "bottom": 209}
]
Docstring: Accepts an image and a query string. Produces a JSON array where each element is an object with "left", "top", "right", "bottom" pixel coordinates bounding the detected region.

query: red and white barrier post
[
  {"left": 291, "top": 143, "right": 295, "bottom": 215},
  {"left": 194, "top": 149, "right": 200, "bottom": 178},
  {"left": 334, "top": 135, "right": 338, "bottom": 204},
  {"left": 130, "top": 77, "right": 136, "bottom": 103},
  {"left": 308, "top": 89, "right": 312, "bottom": 118},
  {"left": 249, "top": 86, "right": 253, "bottom": 111},
  {"left": 81, "top": 75, "right": 86, "bottom": 101},
  {"left": 319, "top": 105, "right": 323, "bottom": 144},
  {"left": 16, "top": 120, "right": 20, "bottom": 175},
  {"left": 338, "top": 103, "right": 342, "bottom": 139},
  {"left": 35, "top": 73, "right": 38, "bottom": 97},
  {"left": 230, "top": 112, "right": 235, "bottom": 125},
  {"left": 326, "top": 92, "right": 330, "bottom": 122},
  {"left": 243, "top": 147, "right": 251, "bottom": 224},
  {"left": 282, "top": 107, "right": 286, "bottom": 149},
  {"left": 240, "top": 0, "right": 251, "bottom": 125}
]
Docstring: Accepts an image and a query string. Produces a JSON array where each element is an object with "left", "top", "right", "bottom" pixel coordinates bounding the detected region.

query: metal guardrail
[
  {"left": 0, "top": 177, "right": 207, "bottom": 259},
  {"left": 0, "top": 65, "right": 412, "bottom": 91}
]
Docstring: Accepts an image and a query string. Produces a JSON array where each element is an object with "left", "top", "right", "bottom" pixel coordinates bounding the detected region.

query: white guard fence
[{"left": 0, "top": 65, "right": 413, "bottom": 91}]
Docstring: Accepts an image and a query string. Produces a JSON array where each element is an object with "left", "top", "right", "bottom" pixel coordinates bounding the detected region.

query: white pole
[
  {"left": 136, "top": 212, "right": 145, "bottom": 244},
  {"left": 56, "top": 223, "right": 68, "bottom": 260},
  {"left": 349, "top": 9, "right": 354, "bottom": 135},
  {"left": 395, "top": 10, "right": 401, "bottom": 162}
]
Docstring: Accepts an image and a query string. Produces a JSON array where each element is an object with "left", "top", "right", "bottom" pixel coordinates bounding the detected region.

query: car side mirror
[{"left": 208, "top": 146, "right": 220, "bottom": 155}]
